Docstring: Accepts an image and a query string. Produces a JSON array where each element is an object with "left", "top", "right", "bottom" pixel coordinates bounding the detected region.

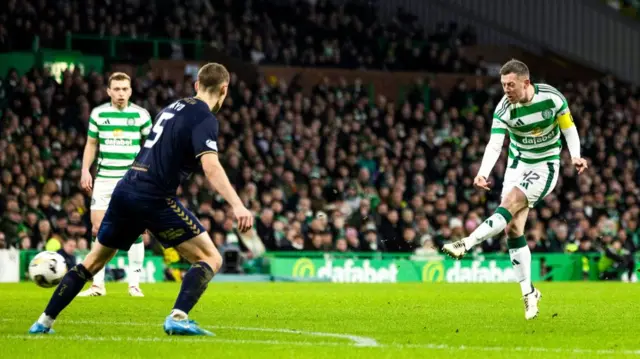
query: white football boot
[
  {"left": 524, "top": 288, "right": 542, "bottom": 320},
  {"left": 442, "top": 239, "right": 468, "bottom": 260},
  {"left": 128, "top": 286, "right": 145, "bottom": 297},
  {"left": 77, "top": 285, "right": 106, "bottom": 297}
]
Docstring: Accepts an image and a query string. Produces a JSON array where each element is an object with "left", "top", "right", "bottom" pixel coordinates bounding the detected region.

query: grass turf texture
[{"left": 0, "top": 282, "right": 637, "bottom": 359}]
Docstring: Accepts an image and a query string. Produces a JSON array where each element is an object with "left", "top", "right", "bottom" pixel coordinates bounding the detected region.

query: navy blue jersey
[{"left": 121, "top": 97, "right": 219, "bottom": 197}]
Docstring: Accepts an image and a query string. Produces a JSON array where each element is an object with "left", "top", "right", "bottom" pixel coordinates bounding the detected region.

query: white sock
[
  {"left": 128, "top": 241, "right": 145, "bottom": 288},
  {"left": 170, "top": 309, "right": 188, "bottom": 320},
  {"left": 92, "top": 267, "right": 106, "bottom": 287},
  {"left": 507, "top": 237, "right": 533, "bottom": 296},
  {"left": 37, "top": 313, "right": 55, "bottom": 328},
  {"left": 622, "top": 272, "right": 630, "bottom": 282},
  {"left": 463, "top": 207, "right": 512, "bottom": 248}
]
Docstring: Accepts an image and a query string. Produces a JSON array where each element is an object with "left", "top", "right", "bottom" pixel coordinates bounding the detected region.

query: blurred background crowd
[
  {"left": 1, "top": 0, "right": 639, "bottom": 279},
  {"left": 604, "top": 0, "right": 640, "bottom": 20}
]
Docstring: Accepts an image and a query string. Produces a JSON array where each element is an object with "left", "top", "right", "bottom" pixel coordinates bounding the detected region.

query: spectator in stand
[
  {"left": 0, "top": 0, "right": 480, "bottom": 73},
  {"left": 57, "top": 238, "right": 78, "bottom": 271},
  {"left": 1, "top": 49, "right": 639, "bottom": 282}
]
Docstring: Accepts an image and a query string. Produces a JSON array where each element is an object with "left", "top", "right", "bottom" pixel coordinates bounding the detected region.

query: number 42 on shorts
[{"left": 519, "top": 171, "right": 540, "bottom": 190}]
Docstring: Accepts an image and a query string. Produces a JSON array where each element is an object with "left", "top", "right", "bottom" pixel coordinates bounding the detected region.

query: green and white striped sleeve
[
  {"left": 88, "top": 113, "right": 99, "bottom": 138},
  {"left": 140, "top": 109, "right": 152, "bottom": 137},
  {"left": 491, "top": 96, "right": 510, "bottom": 135}
]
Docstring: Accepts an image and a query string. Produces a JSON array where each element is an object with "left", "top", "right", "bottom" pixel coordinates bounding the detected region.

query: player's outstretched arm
[
  {"left": 200, "top": 153, "right": 254, "bottom": 232},
  {"left": 475, "top": 131, "right": 506, "bottom": 190},
  {"left": 558, "top": 112, "right": 587, "bottom": 174}
]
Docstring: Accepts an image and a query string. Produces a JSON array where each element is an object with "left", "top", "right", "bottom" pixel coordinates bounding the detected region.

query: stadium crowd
[
  {"left": 1, "top": 62, "right": 640, "bottom": 264},
  {"left": 0, "top": 0, "right": 639, "bottom": 280},
  {"left": 0, "top": 0, "right": 481, "bottom": 73}
]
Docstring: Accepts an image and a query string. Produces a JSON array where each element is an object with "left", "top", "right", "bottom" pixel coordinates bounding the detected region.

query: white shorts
[
  {"left": 91, "top": 178, "right": 121, "bottom": 211},
  {"left": 501, "top": 158, "right": 559, "bottom": 208}
]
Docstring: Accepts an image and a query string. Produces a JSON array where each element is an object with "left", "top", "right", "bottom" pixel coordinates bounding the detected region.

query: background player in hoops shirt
[
  {"left": 79, "top": 72, "right": 150, "bottom": 298},
  {"left": 29, "top": 63, "right": 254, "bottom": 336}
]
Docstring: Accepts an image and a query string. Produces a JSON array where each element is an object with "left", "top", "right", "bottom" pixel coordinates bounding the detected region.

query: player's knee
[
  {"left": 505, "top": 222, "right": 522, "bottom": 238},
  {"left": 202, "top": 249, "right": 223, "bottom": 274},
  {"left": 185, "top": 242, "right": 223, "bottom": 273}
]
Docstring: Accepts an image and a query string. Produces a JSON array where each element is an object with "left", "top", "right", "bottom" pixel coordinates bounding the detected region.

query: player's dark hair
[
  {"left": 108, "top": 72, "right": 131, "bottom": 88},
  {"left": 500, "top": 59, "right": 529, "bottom": 78},
  {"left": 197, "top": 63, "right": 230, "bottom": 93}
]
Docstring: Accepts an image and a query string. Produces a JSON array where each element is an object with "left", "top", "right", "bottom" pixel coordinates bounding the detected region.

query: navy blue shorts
[{"left": 97, "top": 185, "right": 205, "bottom": 251}]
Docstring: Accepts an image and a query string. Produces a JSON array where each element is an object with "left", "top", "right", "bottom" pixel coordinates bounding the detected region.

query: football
[{"left": 28, "top": 251, "right": 67, "bottom": 288}]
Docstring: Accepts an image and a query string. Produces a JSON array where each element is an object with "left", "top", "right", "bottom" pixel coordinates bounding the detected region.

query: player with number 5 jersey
[
  {"left": 29, "top": 63, "right": 254, "bottom": 336},
  {"left": 442, "top": 59, "right": 588, "bottom": 321}
]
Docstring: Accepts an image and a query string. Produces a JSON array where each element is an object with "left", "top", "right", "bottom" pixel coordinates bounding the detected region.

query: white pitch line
[
  {"left": 4, "top": 334, "right": 640, "bottom": 356},
  {"left": 213, "top": 325, "right": 379, "bottom": 347},
  {"left": 0, "top": 318, "right": 379, "bottom": 347},
  {"left": 3, "top": 334, "right": 345, "bottom": 347},
  {"left": 3, "top": 319, "right": 639, "bottom": 355}
]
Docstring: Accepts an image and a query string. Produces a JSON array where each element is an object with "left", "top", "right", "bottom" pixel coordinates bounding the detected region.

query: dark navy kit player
[{"left": 29, "top": 63, "right": 254, "bottom": 336}]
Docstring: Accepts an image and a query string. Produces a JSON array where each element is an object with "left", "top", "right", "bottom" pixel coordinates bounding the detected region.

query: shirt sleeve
[
  {"left": 88, "top": 110, "right": 99, "bottom": 138},
  {"left": 478, "top": 132, "right": 505, "bottom": 179},
  {"left": 490, "top": 117, "right": 508, "bottom": 135},
  {"left": 554, "top": 92, "right": 570, "bottom": 118},
  {"left": 140, "top": 110, "right": 153, "bottom": 137},
  {"left": 552, "top": 91, "right": 581, "bottom": 158},
  {"left": 492, "top": 97, "right": 510, "bottom": 134},
  {"left": 192, "top": 115, "right": 219, "bottom": 158}
]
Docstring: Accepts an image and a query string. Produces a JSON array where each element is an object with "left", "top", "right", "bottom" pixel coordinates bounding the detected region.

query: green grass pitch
[{"left": 1, "top": 282, "right": 638, "bottom": 359}]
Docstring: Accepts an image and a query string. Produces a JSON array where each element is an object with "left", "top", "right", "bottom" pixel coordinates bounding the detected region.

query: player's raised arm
[
  {"left": 475, "top": 104, "right": 508, "bottom": 190},
  {"left": 81, "top": 113, "right": 100, "bottom": 192},
  {"left": 556, "top": 98, "right": 587, "bottom": 174}
]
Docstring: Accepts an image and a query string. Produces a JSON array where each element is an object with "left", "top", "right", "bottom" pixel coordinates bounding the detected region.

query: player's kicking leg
[
  {"left": 443, "top": 161, "right": 558, "bottom": 319},
  {"left": 505, "top": 208, "right": 541, "bottom": 320},
  {"left": 442, "top": 187, "right": 527, "bottom": 259},
  {"left": 161, "top": 231, "right": 223, "bottom": 336},
  {"left": 29, "top": 242, "right": 118, "bottom": 334}
]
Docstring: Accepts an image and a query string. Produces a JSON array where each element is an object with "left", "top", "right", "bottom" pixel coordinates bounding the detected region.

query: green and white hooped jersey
[
  {"left": 88, "top": 102, "right": 152, "bottom": 179},
  {"left": 491, "top": 84, "right": 569, "bottom": 164}
]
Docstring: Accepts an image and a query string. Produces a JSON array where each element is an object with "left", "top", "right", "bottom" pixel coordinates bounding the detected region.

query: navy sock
[
  {"left": 44, "top": 264, "right": 93, "bottom": 319},
  {"left": 173, "top": 261, "right": 215, "bottom": 314}
]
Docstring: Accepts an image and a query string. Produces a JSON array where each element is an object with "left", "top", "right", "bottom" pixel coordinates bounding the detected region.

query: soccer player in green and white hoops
[
  {"left": 442, "top": 59, "right": 588, "bottom": 320},
  {"left": 78, "top": 72, "right": 152, "bottom": 297}
]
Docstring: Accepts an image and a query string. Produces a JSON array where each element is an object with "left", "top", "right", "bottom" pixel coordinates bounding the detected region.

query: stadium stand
[
  {"left": 0, "top": 0, "right": 639, "bottom": 275},
  {"left": 604, "top": 0, "right": 640, "bottom": 19},
  {"left": 0, "top": 0, "right": 480, "bottom": 72}
]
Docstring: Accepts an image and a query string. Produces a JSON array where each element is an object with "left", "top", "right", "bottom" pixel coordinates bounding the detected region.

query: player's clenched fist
[
  {"left": 234, "top": 205, "right": 254, "bottom": 233},
  {"left": 473, "top": 175, "right": 492, "bottom": 191}
]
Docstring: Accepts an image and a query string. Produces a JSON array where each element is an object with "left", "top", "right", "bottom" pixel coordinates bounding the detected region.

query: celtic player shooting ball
[{"left": 442, "top": 59, "right": 587, "bottom": 320}]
